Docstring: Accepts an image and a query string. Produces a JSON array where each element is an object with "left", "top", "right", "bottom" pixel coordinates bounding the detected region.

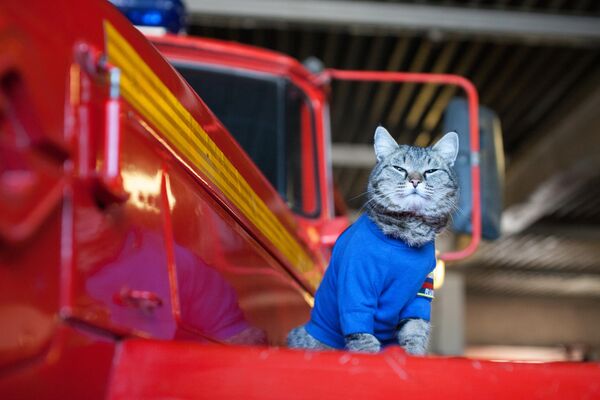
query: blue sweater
[{"left": 305, "top": 214, "right": 436, "bottom": 349}]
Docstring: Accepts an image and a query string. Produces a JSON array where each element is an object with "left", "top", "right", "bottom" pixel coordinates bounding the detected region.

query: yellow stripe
[{"left": 104, "top": 21, "right": 321, "bottom": 290}]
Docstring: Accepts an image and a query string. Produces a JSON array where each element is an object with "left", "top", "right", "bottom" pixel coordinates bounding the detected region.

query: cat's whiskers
[
  {"left": 348, "top": 191, "right": 370, "bottom": 202},
  {"left": 360, "top": 188, "right": 403, "bottom": 214},
  {"left": 377, "top": 189, "right": 409, "bottom": 209},
  {"left": 359, "top": 192, "right": 384, "bottom": 210}
]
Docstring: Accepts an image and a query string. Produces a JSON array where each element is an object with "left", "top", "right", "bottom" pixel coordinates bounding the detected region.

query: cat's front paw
[
  {"left": 345, "top": 333, "right": 381, "bottom": 353},
  {"left": 396, "top": 318, "right": 430, "bottom": 356}
]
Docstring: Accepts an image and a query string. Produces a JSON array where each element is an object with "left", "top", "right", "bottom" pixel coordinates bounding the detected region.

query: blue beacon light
[{"left": 109, "top": 0, "right": 186, "bottom": 34}]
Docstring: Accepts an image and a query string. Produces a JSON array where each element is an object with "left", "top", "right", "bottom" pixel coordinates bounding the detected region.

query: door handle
[
  {"left": 114, "top": 287, "right": 163, "bottom": 313},
  {"left": 73, "top": 43, "right": 128, "bottom": 205}
]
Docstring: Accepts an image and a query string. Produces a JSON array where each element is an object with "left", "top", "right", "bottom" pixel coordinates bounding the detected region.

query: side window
[{"left": 174, "top": 63, "right": 320, "bottom": 217}]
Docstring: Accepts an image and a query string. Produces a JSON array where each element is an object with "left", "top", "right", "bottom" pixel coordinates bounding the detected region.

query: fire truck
[{"left": 0, "top": 0, "right": 598, "bottom": 398}]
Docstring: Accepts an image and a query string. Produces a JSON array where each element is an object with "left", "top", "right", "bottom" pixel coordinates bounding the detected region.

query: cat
[{"left": 287, "top": 126, "right": 459, "bottom": 355}]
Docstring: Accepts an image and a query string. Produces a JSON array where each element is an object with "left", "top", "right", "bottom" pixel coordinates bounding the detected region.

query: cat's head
[{"left": 367, "top": 126, "right": 459, "bottom": 220}]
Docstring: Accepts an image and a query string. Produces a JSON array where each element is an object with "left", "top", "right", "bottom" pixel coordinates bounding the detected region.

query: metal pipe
[{"left": 187, "top": 0, "right": 600, "bottom": 46}]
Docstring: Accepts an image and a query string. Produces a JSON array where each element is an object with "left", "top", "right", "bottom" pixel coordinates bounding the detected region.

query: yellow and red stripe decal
[{"left": 103, "top": 21, "right": 321, "bottom": 290}]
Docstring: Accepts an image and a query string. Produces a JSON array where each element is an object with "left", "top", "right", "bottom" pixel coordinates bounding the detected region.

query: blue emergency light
[{"left": 109, "top": 0, "right": 186, "bottom": 34}]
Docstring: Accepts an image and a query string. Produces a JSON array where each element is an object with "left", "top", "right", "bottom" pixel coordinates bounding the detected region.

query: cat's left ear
[
  {"left": 374, "top": 126, "right": 399, "bottom": 162},
  {"left": 432, "top": 131, "right": 459, "bottom": 166}
]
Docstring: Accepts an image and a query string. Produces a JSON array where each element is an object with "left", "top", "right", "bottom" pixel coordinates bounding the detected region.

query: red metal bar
[
  {"left": 301, "top": 101, "right": 318, "bottom": 215},
  {"left": 160, "top": 171, "right": 182, "bottom": 323},
  {"left": 320, "top": 69, "right": 481, "bottom": 261}
]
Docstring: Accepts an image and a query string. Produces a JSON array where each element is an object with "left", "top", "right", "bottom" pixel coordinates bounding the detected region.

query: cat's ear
[
  {"left": 374, "top": 126, "right": 399, "bottom": 162},
  {"left": 433, "top": 131, "right": 459, "bottom": 166}
]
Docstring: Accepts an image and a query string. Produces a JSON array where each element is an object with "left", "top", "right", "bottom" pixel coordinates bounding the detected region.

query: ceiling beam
[
  {"left": 467, "top": 270, "right": 600, "bottom": 298},
  {"left": 502, "top": 159, "right": 600, "bottom": 235},
  {"left": 459, "top": 234, "right": 600, "bottom": 274},
  {"left": 186, "top": 0, "right": 600, "bottom": 46},
  {"left": 466, "top": 294, "right": 600, "bottom": 348},
  {"left": 526, "top": 223, "right": 600, "bottom": 241},
  {"left": 331, "top": 143, "right": 375, "bottom": 168},
  {"left": 502, "top": 79, "right": 600, "bottom": 234}
]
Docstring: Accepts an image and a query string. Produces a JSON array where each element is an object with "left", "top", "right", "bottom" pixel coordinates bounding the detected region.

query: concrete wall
[
  {"left": 430, "top": 272, "right": 600, "bottom": 359},
  {"left": 465, "top": 293, "right": 600, "bottom": 353},
  {"left": 430, "top": 271, "right": 465, "bottom": 355}
]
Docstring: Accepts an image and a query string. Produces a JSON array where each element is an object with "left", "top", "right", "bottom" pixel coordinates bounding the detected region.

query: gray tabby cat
[{"left": 288, "top": 126, "right": 459, "bottom": 354}]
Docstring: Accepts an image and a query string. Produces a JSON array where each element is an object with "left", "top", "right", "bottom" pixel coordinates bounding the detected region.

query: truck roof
[{"left": 149, "top": 33, "right": 319, "bottom": 86}]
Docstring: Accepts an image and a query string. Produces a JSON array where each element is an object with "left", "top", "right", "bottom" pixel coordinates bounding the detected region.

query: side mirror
[{"left": 444, "top": 98, "right": 505, "bottom": 240}]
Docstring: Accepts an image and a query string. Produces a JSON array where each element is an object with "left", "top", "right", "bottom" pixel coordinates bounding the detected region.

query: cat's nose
[{"left": 410, "top": 179, "right": 421, "bottom": 188}]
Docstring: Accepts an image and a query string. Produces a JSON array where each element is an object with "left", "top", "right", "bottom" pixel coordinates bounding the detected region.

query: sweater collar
[{"left": 358, "top": 214, "right": 434, "bottom": 249}]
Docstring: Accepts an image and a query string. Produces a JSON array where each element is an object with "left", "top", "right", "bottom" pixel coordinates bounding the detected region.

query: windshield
[{"left": 174, "top": 63, "right": 319, "bottom": 217}]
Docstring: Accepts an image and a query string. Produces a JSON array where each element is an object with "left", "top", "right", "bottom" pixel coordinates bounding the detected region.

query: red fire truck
[{"left": 1, "top": 1, "right": 598, "bottom": 399}]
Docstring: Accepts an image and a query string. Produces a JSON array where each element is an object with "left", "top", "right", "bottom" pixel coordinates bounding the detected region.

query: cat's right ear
[
  {"left": 374, "top": 126, "right": 399, "bottom": 162},
  {"left": 432, "top": 131, "right": 459, "bottom": 166}
]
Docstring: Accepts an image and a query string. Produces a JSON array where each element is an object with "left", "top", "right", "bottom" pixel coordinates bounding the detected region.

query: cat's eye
[
  {"left": 424, "top": 169, "right": 439, "bottom": 176},
  {"left": 392, "top": 165, "right": 407, "bottom": 175}
]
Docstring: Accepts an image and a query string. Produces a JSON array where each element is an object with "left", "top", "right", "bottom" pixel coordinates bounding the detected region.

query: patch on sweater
[{"left": 417, "top": 272, "right": 435, "bottom": 299}]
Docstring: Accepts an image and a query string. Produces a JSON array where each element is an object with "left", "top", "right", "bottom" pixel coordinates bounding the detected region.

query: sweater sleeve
[
  {"left": 399, "top": 272, "right": 434, "bottom": 321},
  {"left": 337, "top": 253, "right": 382, "bottom": 336},
  {"left": 399, "top": 295, "right": 432, "bottom": 321}
]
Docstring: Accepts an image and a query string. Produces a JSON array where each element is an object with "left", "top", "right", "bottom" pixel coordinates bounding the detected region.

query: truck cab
[{"left": 0, "top": 0, "right": 333, "bottom": 380}]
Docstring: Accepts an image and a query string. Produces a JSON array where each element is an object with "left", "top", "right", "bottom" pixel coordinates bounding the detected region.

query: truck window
[{"left": 174, "top": 63, "right": 320, "bottom": 217}]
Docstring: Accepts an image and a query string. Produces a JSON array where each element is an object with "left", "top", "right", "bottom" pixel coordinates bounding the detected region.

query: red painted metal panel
[
  {"left": 66, "top": 115, "right": 178, "bottom": 339},
  {"left": 163, "top": 162, "right": 312, "bottom": 345},
  {"left": 0, "top": 0, "right": 320, "bottom": 394},
  {"left": 150, "top": 34, "right": 316, "bottom": 90},
  {"left": 0, "top": 326, "right": 115, "bottom": 400},
  {"left": 0, "top": 60, "right": 66, "bottom": 244},
  {"left": 107, "top": 340, "right": 600, "bottom": 400},
  {"left": 301, "top": 99, "right": 318, "bottom": 216},
  {"left": 0, "top": 201, "right": 62, "bottom": 369}
]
